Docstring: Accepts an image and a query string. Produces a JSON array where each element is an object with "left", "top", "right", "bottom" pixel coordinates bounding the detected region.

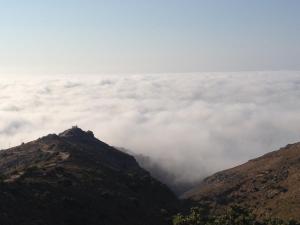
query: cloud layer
[{"left": 1, "top": 71, "right": 300, "bottom": 182}]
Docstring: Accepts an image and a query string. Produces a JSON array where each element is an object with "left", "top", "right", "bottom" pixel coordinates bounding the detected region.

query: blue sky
[{"left": 0, "top": 0, "right": 299, "bottom": 74}]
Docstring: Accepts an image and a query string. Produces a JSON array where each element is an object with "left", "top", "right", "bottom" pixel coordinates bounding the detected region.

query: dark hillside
[{"left": 0, "top": 127, "right": 179, "bottom": 225}]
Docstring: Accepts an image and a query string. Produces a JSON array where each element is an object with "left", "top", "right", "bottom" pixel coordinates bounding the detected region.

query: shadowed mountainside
[
  {"left": 0, "top": 127, "right": 179, "bottom": 225},
  {"left": 182, "top": 142, "right": 300, "bottom": 221}
]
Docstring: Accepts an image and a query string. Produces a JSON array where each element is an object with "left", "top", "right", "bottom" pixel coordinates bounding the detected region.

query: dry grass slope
[{"left": 183, "top": 142, "right": 300, "bottom": 221}]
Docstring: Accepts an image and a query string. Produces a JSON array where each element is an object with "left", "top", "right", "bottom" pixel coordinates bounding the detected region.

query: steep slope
[
  {"left": 0, "top": 127, "right": 178, "bottom": 225},
  {"left": 183, "top": 142, "right": 300, "bottom": 221}
]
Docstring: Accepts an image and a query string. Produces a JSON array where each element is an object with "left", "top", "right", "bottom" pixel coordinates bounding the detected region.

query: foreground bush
[{"left": 173, "top": 205, "right": 299, "bottom": 225}]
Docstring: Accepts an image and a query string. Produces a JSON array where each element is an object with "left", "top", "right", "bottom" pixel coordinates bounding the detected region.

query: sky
[{"left": 0, "top": 0, "right": 299, "bottom": 74}]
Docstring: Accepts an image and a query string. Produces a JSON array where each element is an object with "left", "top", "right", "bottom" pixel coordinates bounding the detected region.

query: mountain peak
[
  {"left": 0, "top": 127, "right": 178, "bottom": 225},
  {"left": 58, "top": 126, "right": 94, "bottom": 139}
]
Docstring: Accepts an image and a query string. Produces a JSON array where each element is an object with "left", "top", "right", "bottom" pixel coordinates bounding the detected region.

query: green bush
[{"left": 173, "top": 205, "right": 300, "bottom": 225}]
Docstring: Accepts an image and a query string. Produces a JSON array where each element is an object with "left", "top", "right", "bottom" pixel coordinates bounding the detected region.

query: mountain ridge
[
  {"left": 0, "top": 126, "right": 179, "bottom": 225},
  {"left": 182, "top": 141, "right": 300, "bottom": 221}
]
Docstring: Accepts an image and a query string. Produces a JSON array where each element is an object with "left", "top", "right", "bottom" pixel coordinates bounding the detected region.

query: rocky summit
[
  {"left": 182, "top": 142, "right": 300, "bottom": 221},
  {"left": 0, "top": 127, "right": 179, "bottom": 225}
]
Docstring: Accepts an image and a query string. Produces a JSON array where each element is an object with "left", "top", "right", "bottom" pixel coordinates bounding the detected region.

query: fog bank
[{"left": 1, "top": 71, "right": 300, "bottom": 183}]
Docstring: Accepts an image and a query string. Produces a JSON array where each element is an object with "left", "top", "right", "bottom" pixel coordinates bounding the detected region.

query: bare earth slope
[
  {"left": 183, "top": 142, "right": 300, "bottom": 221},
  {"left": 0, "top": 127, "right": 178, "bottom": 225}
]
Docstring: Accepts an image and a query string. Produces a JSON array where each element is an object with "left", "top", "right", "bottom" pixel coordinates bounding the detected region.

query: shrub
[{"left": 173, "top": 205, "right": 300, "bottom": 225}]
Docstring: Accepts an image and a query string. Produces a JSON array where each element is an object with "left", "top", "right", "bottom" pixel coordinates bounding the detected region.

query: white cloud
[{"left": 0, "top": 71, "right": 300, "bottom": 182}]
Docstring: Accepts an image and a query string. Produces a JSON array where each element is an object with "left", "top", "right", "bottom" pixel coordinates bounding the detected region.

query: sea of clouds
[{"left": 0, "top": 71, "right": 300, "bottom": 182}]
